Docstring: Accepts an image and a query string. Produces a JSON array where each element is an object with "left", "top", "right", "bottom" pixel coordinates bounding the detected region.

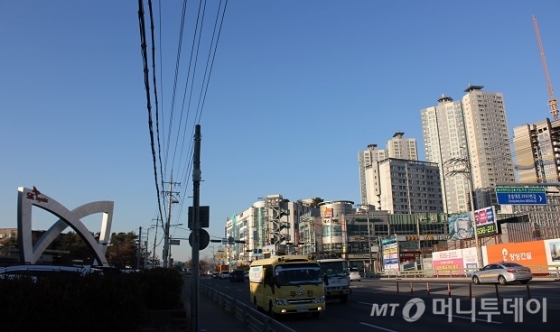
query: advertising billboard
[
  {"left": 382, "top": 237, "right": 399, "bottom": 273},
  {"left": 544, "top": 239, "right": 560, "bottom": 272},
  {"left": 448, "top": 212, "right": 473, "bottom": 240},
  {"left": 474, "top": 206, "right": 497, "bottom": 237},
  {"left": 432, "top": 247, "right": 479, "bottom": 275},
  {"left": 484, "top": 240, "right": 548, "bottom": 273}
]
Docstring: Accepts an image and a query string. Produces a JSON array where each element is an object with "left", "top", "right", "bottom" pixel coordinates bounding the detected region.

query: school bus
[{"left": 249, "top": 255, "right": 326, "bottom": 317}]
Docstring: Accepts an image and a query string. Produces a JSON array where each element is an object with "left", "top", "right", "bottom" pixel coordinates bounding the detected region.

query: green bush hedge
[{"left": 0, "top": 267, "right": 184, "bottom": 332}]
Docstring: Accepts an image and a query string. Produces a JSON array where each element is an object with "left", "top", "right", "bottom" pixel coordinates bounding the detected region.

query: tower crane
[{"left": 533, "top": 15, "right": 559, "bottom": 121}]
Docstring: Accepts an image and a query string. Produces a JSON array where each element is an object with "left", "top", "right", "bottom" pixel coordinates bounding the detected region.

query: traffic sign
[
  {"left": 188, "top": 229, "right": 210, "bottom": 250},
  {"left": 496, "top": 187, "right": 547, "bottom": 205}
]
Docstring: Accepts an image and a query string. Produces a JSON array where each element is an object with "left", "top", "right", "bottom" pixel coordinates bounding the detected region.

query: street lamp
[
  {"left": 168, "top": 223, "right": 184, "bottom": 264},
  {"left": 356, "top": 204, "right": 374, "bottom": 276}
]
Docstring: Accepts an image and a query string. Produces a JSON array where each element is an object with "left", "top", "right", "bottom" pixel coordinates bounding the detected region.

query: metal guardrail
[
  {"left": 199, "top": 283, "right": 297, "bottom": 332},
  {"left": 379, "top": 265, "right": 560, "bottom": 279}
]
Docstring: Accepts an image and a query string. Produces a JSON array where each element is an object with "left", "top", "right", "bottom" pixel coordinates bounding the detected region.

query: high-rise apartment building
[
  {"left": 358, "top": 144, "right": 386, "bottom": 205},
  {"left": 358, "top": 133, "right": 419, "bottom": 209},
  {"left": 421, "top": 85, "right": 516, "bottom": 212},
  {"left": 387, "top": 132, "right": 418, "bottom": 161},
  {"left": 421, "top": 95, "right": 470, "bottom": 214},
  {"left": 513, "top": 118, "right": 560, "bottom": 183},
  {"left": 462, "top": 85, "right": 516, "bottom": 208},
  {"left": 377, "top": 159, "right": 443, "bottom": 214}
]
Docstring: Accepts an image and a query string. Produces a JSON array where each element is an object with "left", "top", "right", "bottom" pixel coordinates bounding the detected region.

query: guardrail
[
  {"left": 199, "top": 283, "right": 297, "bottom": 332},
  {"left": 379, "top": 265, "right": 560, "bottom": 279}
]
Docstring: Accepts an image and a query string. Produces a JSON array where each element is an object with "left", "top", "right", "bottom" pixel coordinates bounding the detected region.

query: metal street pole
[
  {"left": 461, "top": 146, "right": 483, "bottom": 269},
  {"left": 162, "top": 177, "right": 180, "bottom": 268},
  {"left": 356, "top": 204, "right": 374, "bottom": 276},
  {"left": 191, "top": 124, "right": 202, "bottom": 332},
  {"left": 162, "top": 186, "right": 172, "bottom": 268},
  {"left": 467, "top": 175, "right": 483, "bottom": 269},
  {"left": 366, "top": 210, "right": 373, "bottom": 276},
  {"left": 151, "top": 218, "right": 160, "bottom": 265},
  {"left": 144, "top": 226, "right": 150, "bottom": 269},
  {"left": 166, "top": 223, "right": 184, "bottom": 266},
  {"left": 137, "top": 226, "right": 142, "bottom": 269}
]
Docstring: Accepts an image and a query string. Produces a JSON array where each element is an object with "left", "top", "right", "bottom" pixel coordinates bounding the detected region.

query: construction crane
[{"left": 533, "top": 15, "right": 559, "bottom": 121}]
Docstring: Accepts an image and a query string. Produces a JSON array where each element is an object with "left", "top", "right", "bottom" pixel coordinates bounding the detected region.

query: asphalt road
[{"left": 203, "top": 278, "right": 560, "bottom": 332}]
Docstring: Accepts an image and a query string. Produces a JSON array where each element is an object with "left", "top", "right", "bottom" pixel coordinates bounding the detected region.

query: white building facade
[
  {"left": 358, "top": 132, "right": 418, "bottom": 209},
  {"left": 421, "top": 86, "right": 516, "bottom": 212},
  {"left": 377, "top": 158, "right": 444, "bottom": 214}
]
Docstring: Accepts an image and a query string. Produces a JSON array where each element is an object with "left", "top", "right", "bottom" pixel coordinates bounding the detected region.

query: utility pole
[
  {"left": 444, "top": 148, "right": 483, "bottom": 269},
  {"left": 162, "top": 176, "right": 180, "bottom": 268},
  {"left": 151, "top": 217, "right": 160, "bottom": 266},
  {"left": 137, "top": 226, "right": 142, "bottom": 269},
  {"left": 144, "top": 224, "right": 155, "bottom": 269},
  {"left": 191, "top": 124, "right": 202, "bottom": 332}
]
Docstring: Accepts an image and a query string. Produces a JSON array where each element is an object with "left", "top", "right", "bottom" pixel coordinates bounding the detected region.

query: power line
[{"left": 137, "top": 0, "right": 164, "bottom": 228}]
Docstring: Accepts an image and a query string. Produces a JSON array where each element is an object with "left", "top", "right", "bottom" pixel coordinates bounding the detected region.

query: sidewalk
[{"left": 183, "top": 279, "right": 250, "bottom": 332}]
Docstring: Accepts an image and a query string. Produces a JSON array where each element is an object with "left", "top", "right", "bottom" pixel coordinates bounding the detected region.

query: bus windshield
[
  {"left": 319, "top": 261, "right": 349, "bottom": 277},
  {"left": 274, "top": 264, "right": 322, "bottom": 285}
]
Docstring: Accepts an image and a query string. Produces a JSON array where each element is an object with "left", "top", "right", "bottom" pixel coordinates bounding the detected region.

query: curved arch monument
[{"left": 17, "top": 186, "right": 113, "bottom": 266}]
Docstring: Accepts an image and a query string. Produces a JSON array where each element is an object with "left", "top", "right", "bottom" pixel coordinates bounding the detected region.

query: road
[{"left": 202, "top": 277, "right": 560, "bottom": 332}]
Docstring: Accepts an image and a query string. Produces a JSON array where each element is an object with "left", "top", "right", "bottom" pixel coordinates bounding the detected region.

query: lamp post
[
  {"left": 356, "top": 204, "right": 373, "bottom": 276},
  {"left": 167, "top": 223, "right": 184, "bottom": 264}
]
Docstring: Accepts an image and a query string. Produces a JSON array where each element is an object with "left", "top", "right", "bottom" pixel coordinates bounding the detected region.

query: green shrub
[{"left": 0, "top": 268, "right": 184, "bottom": 332}]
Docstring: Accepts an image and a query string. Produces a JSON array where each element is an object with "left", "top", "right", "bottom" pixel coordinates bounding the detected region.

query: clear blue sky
[{"left": 1, "top": 1, "right": 559, "bottom": 263}]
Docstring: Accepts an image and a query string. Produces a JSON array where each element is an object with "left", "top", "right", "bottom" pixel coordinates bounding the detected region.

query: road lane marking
[{"left": 360, "top": 322, "right": 399, "bottom": 332}]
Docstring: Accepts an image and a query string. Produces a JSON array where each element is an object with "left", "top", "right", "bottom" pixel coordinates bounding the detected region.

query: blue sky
[{"left": 1, "top": 1, "right": 559, "bottom": 263}]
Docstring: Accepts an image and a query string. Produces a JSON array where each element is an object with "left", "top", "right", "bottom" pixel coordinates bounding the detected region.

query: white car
[
  {"left": 0, "top": 264, "right": 92, "bottom": 281},
  {"left": 349, "top": 268, "right": 361, "bottom": 281}
]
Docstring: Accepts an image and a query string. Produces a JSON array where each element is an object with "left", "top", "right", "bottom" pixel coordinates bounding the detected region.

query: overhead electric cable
[{"left": 138, "top": 0, "right": 165, "bottom": 226}]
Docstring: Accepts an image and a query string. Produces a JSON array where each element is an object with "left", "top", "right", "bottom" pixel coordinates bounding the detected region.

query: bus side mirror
[
  {"left": 323, "top": 274, "right": 329, "bottom": 286},
  {"left": 271, "top": 276, "right": 280, "bottom": 289}
]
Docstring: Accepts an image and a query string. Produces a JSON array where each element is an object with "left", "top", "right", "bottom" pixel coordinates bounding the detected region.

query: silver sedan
[{"left": 471, "top": 262, "right": 532, "bottom": 285}]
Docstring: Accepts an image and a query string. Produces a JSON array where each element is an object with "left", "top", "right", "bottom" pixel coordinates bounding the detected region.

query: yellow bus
[{"left": 249, "top": 255, "right": 326, "bottom": 318}]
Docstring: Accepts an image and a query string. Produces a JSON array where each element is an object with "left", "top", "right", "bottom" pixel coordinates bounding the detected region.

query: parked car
[
  {"left": 211, "top": 272, "right": 220, "bottom": 279},
  {"left": 349, "top": 267, "right": 361, "bottom": 281},
  {"left": 471, "top": 262, "right": 532, "bottom": 285},
  {"left": 0, "top": 264, "right": 92, "bottom": 282},
  {"left": 219, "top": 271, "right": 230, "bottom": 279},
  {"left": 229, "top": 270, "right": 244, "bottom": 283}
]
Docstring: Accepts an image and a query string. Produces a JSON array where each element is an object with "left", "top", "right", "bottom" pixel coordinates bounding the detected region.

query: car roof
[{"left": 0, "top": 264, "right": 90, "bottom": 274}]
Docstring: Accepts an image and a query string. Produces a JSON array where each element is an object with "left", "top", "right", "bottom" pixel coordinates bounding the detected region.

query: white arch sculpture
[{"left": 17, "top": 186, "right": 113, "bottom": 266}]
